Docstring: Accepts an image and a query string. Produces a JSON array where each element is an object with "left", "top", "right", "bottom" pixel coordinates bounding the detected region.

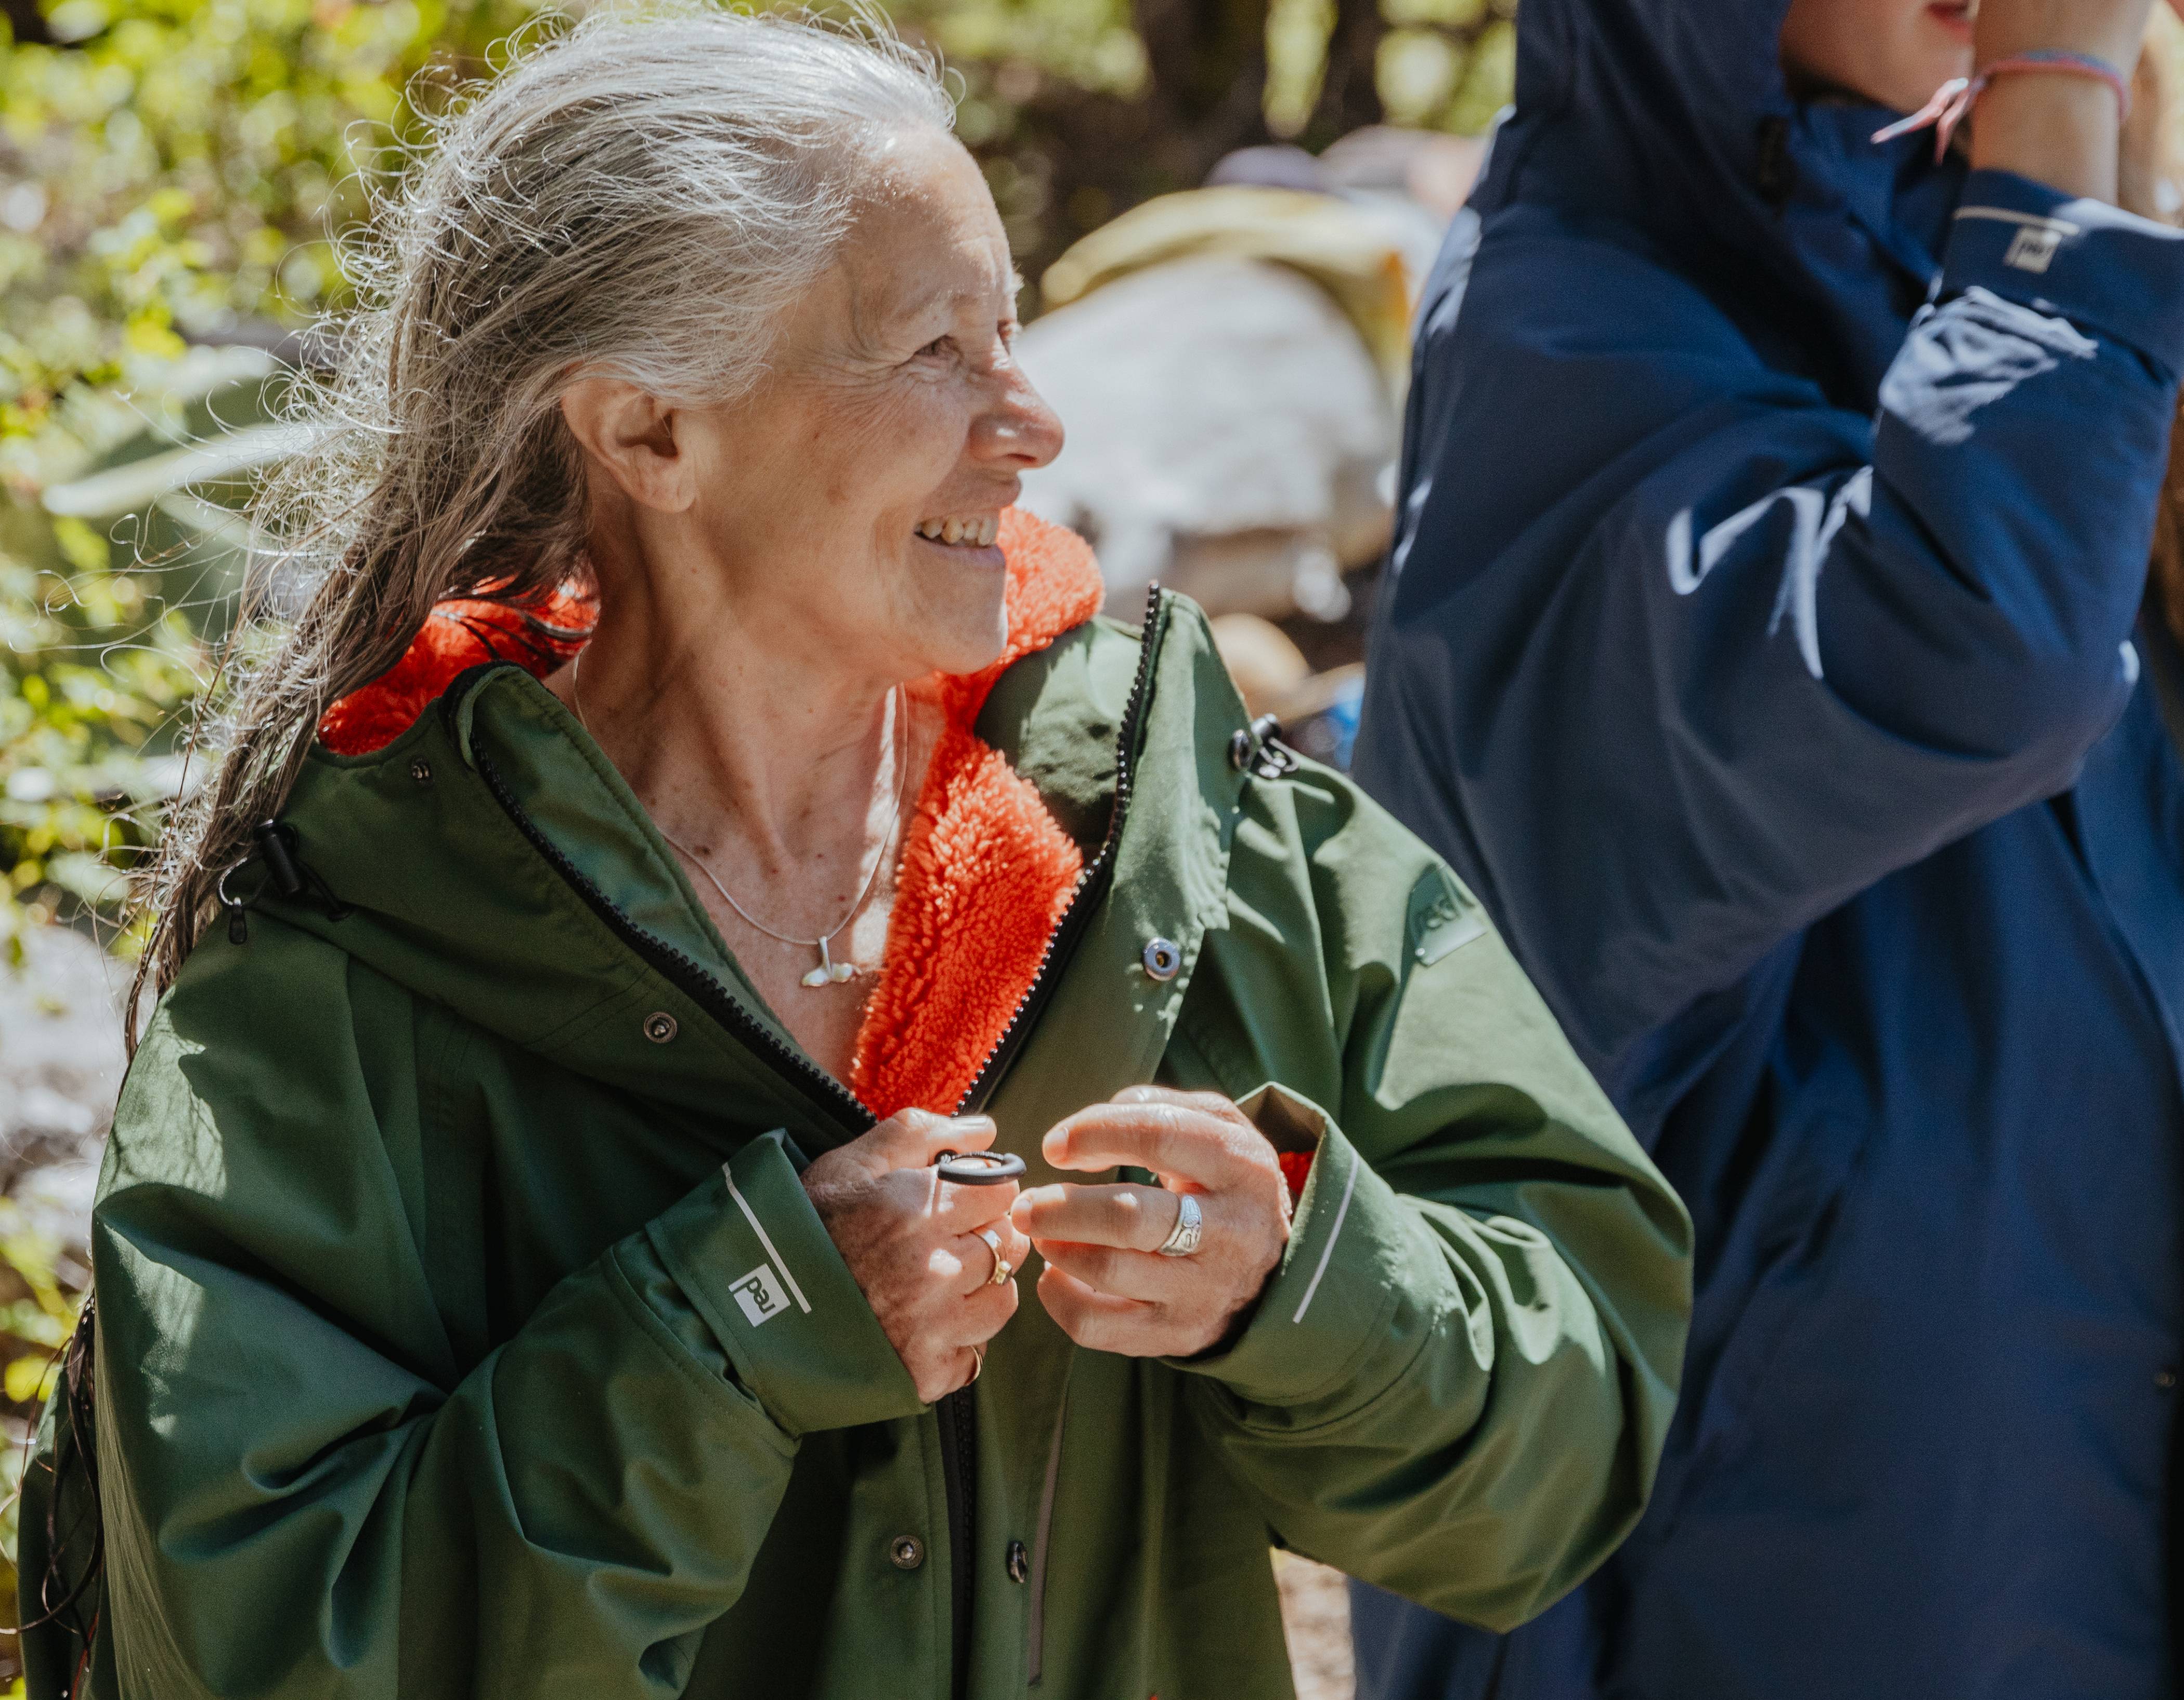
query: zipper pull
[
  {"left": 252, "top": 820, "right": 352, "bottom": 921},
  {"left": 253, "top": 820, "right": 304, "bottom": 897},
  {"left": 1228, "top": 714, "right": 1300, "bottom": 780},
  {"left": 216, "top": 862, "right": 252, "bottom": 946}
]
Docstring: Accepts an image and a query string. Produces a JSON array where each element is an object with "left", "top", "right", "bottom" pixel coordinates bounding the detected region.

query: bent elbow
[
  {"left": 1978, "top": 635, "right": 2138, "bottom": 790},
  {"left": 1420, "top": 1355, "right": 1681, "bottom": 1634},
  {"left": 1496, "top": 1426, "right": 1667, "bottom": 1630},
  {"left": 1836, "top": 620, "right": 2138, "bottom": 800}
]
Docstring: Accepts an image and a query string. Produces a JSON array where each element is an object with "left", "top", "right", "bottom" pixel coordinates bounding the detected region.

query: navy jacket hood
[{"left": 1492, "top": 0, "right": 1957, "bottom": 399}]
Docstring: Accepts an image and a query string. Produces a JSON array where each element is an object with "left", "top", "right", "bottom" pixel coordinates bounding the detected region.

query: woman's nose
[{"left": 974, "top": 368, "right": 1064, "bottom": 470}]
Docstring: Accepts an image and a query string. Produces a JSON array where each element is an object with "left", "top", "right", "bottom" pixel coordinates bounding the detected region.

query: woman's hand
[
  {"left": 1011, "top": 1087, "right": 1291, "bottom": 1359},
  {"left": 801, "top": 1109, "right": 1031, "bottom": 1403},
  {"left": 1972, "top": 0, "right": 2158, "bottom": 203}
]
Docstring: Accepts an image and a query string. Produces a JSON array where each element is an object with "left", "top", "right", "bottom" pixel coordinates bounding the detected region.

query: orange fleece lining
[
  {"left": 318, "top": 591, "right": 593, "bottom": 757},
  {"left": 318, "top": 510, "right": 1106, "bottom": 1121},
  {"left": 849, "top": 511, "right": 1103, "bottom": 1117}
]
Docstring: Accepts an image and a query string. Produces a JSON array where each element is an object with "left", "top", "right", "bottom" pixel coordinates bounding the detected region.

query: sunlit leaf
[{"left": 3, "top": 1352, "right": 57, "bottom": 1406}]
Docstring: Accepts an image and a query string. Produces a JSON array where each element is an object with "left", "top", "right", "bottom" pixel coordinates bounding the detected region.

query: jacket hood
[{"left": 1491, "top": 0, "right": 1963, "bottom": 400}]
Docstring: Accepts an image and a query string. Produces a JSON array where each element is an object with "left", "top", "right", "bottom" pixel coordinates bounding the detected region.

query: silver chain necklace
[{"left": 569, "top": 646, "right": 909, "bottom": 990}]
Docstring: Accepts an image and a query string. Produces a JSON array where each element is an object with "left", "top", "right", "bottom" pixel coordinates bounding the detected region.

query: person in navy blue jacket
[{"left": 1350, "top": 0, "right": 2184, "bottom": 1695}]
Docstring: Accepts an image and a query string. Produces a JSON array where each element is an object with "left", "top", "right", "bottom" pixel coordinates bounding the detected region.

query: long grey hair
[{"left": 129, "top": 4, "right": 956, "bottom": 1029}]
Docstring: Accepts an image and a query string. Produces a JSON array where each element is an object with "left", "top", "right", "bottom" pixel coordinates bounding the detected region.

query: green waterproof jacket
[{"left": 22, "top": 590, "right": 1692, "bottom": 1699}]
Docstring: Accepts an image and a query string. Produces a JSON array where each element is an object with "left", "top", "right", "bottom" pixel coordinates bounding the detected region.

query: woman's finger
[
  {"left": 948, "top": 1221, "right": 1033, "bottom": 1297},
  {"left": 1112, "top": 1084, "right": 1255, "bottom": 1127},
  {"left": 911, "top": 1249, "right": 1019, "bottom": 1324},
  {"left": 1011, "top": 1181, "right": 1179, "bottom": 1252},
  {"left": 1034, "top": 1263, "right": 1163, "bottom": 1355},
  {"left": 1033, "top": 1236, "right": 1195, "bottom": 1304},
  {"left": 1041, "top": 1101, "right": 1262, "bottom": 1189},
  {"left": 929, "top": 1173, "right": 1021, "bottom": 1233},
  {"left": 861, "top": 1110, "right": 997, "bottom": 1176},
  {"left": 959, "top": 1274, "right": 1020, "bottom": 1340}
]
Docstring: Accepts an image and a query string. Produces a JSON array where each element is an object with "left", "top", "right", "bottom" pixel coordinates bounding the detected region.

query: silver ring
[
  {"left": 1154, "top": 1192, "right": 1204, "bottom": 1258},
  {"left": 978, "top": 1226, "right": 1011, "bottom": 1287}
]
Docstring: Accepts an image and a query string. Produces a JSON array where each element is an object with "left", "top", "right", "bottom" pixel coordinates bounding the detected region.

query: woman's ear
[{"left": 560, "top": 378, "right": 697, "bottom": 513}]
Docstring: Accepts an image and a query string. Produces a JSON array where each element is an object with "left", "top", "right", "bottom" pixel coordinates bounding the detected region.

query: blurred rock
[
  {"left": 1019, "top": 152, "right": 1488, "bottom": 625},
  {"left": 1039, "top": 187, "right": 1424, "bottom": 392},
  {"left": 1317, "top": 126, "right": 1491, "bottom": 222},
  {"left": 0, "top": 924, "right": 123, "bottom": 1252},
  {"left": 1206, "top": 143, "right": 1330, "bottom": 194},
  {"left": 1211, "top": 614, "right": 1313, "bottom": 716},
  {"left": 1276, "top": 1550, "right": 1355, "bottom": 1700},
  {"left": 1017, "top": 254, "right": 1397, "bottom": 620}
]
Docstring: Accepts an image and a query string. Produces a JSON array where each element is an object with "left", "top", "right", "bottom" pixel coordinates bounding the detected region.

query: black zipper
[
  {"left": 464, "top": 584, "right": 1169, "bottom": 1700},
  {"left": 934, "top": 1392, "right": 978, "bottom": 1700},
  {"left": 955, "top": 583, "right": 1169, "bottom": 1117},
  {"left": 932, "top": 583, "right": 1168, "bottom": 1700}
]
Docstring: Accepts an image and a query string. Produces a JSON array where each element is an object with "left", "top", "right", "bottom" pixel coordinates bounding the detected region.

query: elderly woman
[{"left": 18, "top": 12, "right": 1689, "bottom": 1698}]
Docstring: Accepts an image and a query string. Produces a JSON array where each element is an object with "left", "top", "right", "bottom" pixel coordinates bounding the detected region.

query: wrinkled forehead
[{"left": 837, "top": 130, "right": 1017, "bottom": 322}]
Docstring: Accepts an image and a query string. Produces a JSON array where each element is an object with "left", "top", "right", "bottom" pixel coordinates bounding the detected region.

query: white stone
[
  {"left": 1015, "top": 256, "right": 1399, "bottom": 620},
  {"left": 0, "top": 923, "right": 128, "bottom": 1258}
]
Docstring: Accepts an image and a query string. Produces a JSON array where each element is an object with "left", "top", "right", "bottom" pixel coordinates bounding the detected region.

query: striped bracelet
[{"left": 1873, "top": 50, "right": 2134, "bottom": 164}]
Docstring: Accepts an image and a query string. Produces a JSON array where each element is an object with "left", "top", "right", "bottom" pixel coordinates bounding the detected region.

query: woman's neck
[
  {"left": 578, "top": 633, "right": 901, "bottom": 867},
  {"left": 548, "top": 550, "right": 920, "bottom": 930},
  {"left": 545, "top": 519, "right": 947, "bottom": 1079}
]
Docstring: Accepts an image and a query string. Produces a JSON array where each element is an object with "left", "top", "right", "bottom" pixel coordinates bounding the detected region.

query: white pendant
[{"left": 803, "top": 936, "right": 855, "bottom": 989}]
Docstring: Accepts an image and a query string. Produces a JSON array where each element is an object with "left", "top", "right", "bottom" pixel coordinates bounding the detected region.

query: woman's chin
[
  {"left": 1921, "top": 2, "right": 1973, "bottom": 48},
  {"left": 902, "top": 536, "right": 1011, "bottom": 672}
]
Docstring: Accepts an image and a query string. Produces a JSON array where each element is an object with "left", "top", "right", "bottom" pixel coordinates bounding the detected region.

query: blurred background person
[{"left": 1354, "top": 0, "right": 2184, "bottom": 1696}]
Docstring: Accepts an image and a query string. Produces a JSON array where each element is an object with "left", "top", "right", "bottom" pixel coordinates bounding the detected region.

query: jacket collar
[{"left": 264, "top": 527, "right": 1250, "bottom": 1168}]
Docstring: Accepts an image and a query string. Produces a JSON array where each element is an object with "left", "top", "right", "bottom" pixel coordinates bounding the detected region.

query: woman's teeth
[{"left": 916, "top": 516, "right": 998, "bottom": 547}]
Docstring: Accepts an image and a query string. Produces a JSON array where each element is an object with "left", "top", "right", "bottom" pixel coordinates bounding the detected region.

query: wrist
[
  {"left": 1977, "top": 24, "right": 2149, "bottom": 74},
  {"left": 1972, "top": 74, "right": 2124, "bottom": 202}
]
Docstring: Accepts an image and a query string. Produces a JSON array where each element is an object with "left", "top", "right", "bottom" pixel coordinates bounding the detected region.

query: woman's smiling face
[{"left": 654, "top": 127, "right": 1063, "bottom": 686}]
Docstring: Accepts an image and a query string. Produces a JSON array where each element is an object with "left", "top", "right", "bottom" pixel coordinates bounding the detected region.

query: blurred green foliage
[
  {"left": 0, "top": 1192, "right": 86, "bottom": 1657},
  {"left": 0, "top": 0, "right": 561, "bottom": 957}
]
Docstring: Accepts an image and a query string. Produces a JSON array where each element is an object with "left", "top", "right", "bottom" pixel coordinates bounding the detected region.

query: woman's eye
[{"left": 916, "top": 336, "right": 953, "bottom": 359}]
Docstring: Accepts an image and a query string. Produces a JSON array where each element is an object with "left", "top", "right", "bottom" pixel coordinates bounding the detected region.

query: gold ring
[
  {"left": 966, "top": 1344, "right": 985, "bottom": 1387},
  {"left": 978, "top": 1226, "right": 1012, "bottom": 1287}
]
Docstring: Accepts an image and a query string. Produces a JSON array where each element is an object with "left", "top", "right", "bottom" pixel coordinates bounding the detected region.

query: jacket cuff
[
  {"left": 643, "top": 1131, "right": 925, "bottom": 1436},
  {"left": 1942, "top": 168, "right": 2184, "bottom": 371},
  {"left": 1168, "top": 1095, "right": 1414, "bottom": 1411}
]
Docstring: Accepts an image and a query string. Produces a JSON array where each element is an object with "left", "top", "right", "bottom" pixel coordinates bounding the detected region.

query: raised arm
[{"left": 1358, "top": 170, "right": 2184, "bottom": 1096}]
